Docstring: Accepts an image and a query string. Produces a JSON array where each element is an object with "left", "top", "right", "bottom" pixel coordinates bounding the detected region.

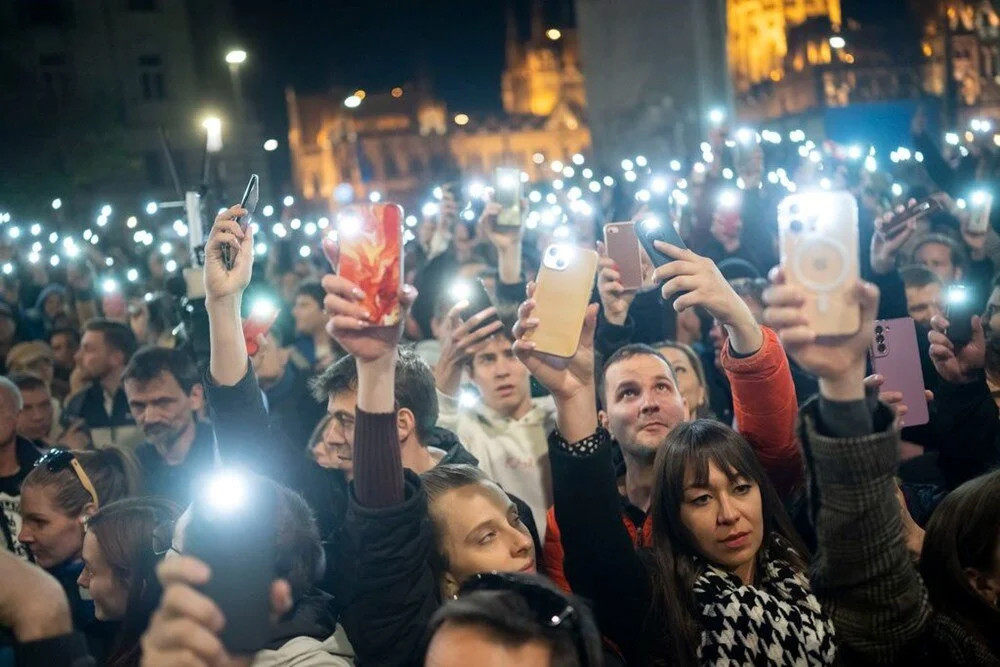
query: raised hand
[
  {"left": 434, "top": 301, "right": 504, "bottom": 396},
  {"left": 870, "top": 201, "right": 920, "bottom": 275},
  {"left": 204, "top": 205, "right": 253, "bottom": 302},
  {"left": 864, "top": 374, "right": 934, "bottom": 418},
  {"left": 320, "top": 237, "right": 416, "bottom": 364},
  {"left": 596, "top": 241, "right": 637, "bottom": 326},
  {"left": 928, "top": 313, "right": 986, "bottom": 384},
  {"left": 764, "top": 267, "right": 879, "bottom": 399}
]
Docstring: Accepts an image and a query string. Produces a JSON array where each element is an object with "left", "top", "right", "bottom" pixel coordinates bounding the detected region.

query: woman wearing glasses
[
  {"left": 78, "top": 497, "right": 180, "bottom": 667},
  {"left": 17, "top": 447, "right": 140, "bottom": 660}
]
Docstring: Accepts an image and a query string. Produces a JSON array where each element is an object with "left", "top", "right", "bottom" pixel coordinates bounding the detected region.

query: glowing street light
[
  {"left": 202, "top": 116, "right": 223, "bottom": 153},
  {"left": 225, "top": 50, "right": 247, "bottom": 65},
  {"left": 51, "top": 198, "right": 62, "bottom": 210},
  {"left": 263, "top": 139, "right": 278, "bottom": 151},
  {"left": 454, "top": 113, "right": 469, "bottom": 126},
  {"left": 546, "top": 28, "right": 561, "bottom": 40},
  {"left": 344, "top": 95, "right": 362, "bottom": 108},
  {"left": 829, "top": 35, "right": 846, "bottom": 49}
]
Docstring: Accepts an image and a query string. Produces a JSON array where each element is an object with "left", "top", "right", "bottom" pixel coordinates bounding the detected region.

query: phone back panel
[
  {"left": 529, "top": 246, "right": 598, "bottom": 358},
  {"left": 778, "top": 191, "right": 860, "bottom": 337},
  {"left": 603, "top": 222, "right": 643, "bottom": 290},
  {"left": 636, "top": 216, "right": 687, "bottom": 268},
  {"left": 870, "top": 317, "right": 929, "bottom": 427},
  {"left": 337, "top": 203, "right": 403, "bottom": 326},
  {"left": 495, "top": 167, "right": 522, "bottom": 227}
]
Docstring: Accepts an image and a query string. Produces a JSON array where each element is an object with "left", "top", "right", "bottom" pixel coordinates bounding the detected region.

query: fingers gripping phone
[
  {"left": 603, "top": 222, "right": 644, "bottom": 291},
  {"left": 452, "top": 278, "right": 500, "bottom": 332},
  {"left": 870, "top": 318, "right": 929, "bottom": 427},
  {"left": 945, "top": 284, "right": 976, "bottom": 347},
  {"left": 969, "top": 191, "right": 993, "bottom": 234},
  {"left": 243, "top": 297, "right": 280, "bottom": 356},
  {"left": 635, "top": 214, "right": 687, "bottom": 268},
  {"left": 185, "top": 471, "right": 277, "bottom": 654},
  {"left": 882, "top": 197, "right": 941, "bottom": 239},
  {"left": 224, "top": 175, "right": 259, "bottom": 270},
  {"left": 494, "top": 167, "right": 522, "bottom": 227},
  {"left": 528, "top": 245, "right": 598, "bottom": 358},
  {"left": 336, "top": 203, "right": 404, "bottom": 326},
  {"left": 778, "top": 192, "right": 861, "bottom": 337}
]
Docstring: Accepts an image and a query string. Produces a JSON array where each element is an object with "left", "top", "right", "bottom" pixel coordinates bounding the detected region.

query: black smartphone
[
  {"left": 945, "top": 284, "right": 976, "bottom": 347},
  {"left": 224, "top": 174, "right": 259, "bottom": 270},
  {"left": 882, "top": 197, "right": 940, "bottom": 239},
  {"left": 453, "top": 278, "right": 500, "bottom": 331},
  {"left": 636, "top": 214, "right": 687, "bottom": 268},
  {"left": 184, "top": 471, "right": 277, "bottom": 653}
]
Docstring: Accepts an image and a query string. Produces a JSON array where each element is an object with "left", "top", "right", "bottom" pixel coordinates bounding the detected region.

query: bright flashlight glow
[
  {"left": 204, "top": 470, "right": 248, "bottom": 513},
  {"left": 263, "top": 139, "right": 278, "bottom": 151},
  {"left": 251, "top": 298, "right": 276, "bottom": 318},
  {"left": 829, "top": 35, "right": 846, "bottom": 49},
  {"left": 51, "top": 198, "right": 61, "bottom": 210}
]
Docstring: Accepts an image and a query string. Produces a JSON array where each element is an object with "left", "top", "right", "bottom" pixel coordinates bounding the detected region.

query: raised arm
[
  {"left": 765, "top": 271, "right": 932, "bottom": 663},
  {"left": 512, "top": 290, "right": 651, "bottom": 663}
]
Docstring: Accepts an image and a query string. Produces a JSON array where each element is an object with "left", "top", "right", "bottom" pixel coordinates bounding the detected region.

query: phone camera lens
[
  {"left": 876, "top": 343, "right": 887, "bottom": 353},
  {"left": 874, "top": 325, "right": 884, "bottom": 334},
  {"left": 554, "top": 259, "right": 566, "bottom": 269},
  {"left": 789, "top": 219, "right": 803, "bottom": 233}
]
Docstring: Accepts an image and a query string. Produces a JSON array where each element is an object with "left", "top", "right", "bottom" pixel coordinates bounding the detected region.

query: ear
[
  {"left": 188, "top": 383, "right": 205, "bottom": 413},
  {"left": 396, "top": 407, "right": 416, "bottom": 445},
  {"left": 80, "top": 502, "right": 98, "bottom": 523},
  {"left": 597, "top": 409, "right": 609, "bottom": 430},
  {"left": 965, "top": 566, "right": 1000, "bottom": 606},
  {"left": 441, "top": 571, "right": 461, "bottom": 600}
]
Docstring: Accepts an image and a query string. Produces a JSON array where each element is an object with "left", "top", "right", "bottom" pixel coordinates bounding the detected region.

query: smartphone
[
  {"left": 494, "top": 168, "right": 522, "bottom": 227},
  {"left": 224, "top": 175, "right": 259, "bottom": 270},
  {"left": 635, "top": 214, "right": 687, "bottom": 268},
  {"left": 185, "top": 471, "right": 277, "bottom": 653},
  {"left": 945, "top": 283, "right": 976, "bottom": 346},
  {"left": 969, "top": 191, "right": 992, "bottom": 234},
  {"left": 528, "top": 245, "right": 598, "bottom": 358},
  {"left": 453, "top": 278, "right": 500, "bottom": 331},
  {"left": 336, "top": 203, "right": 403, "bottom": 326},
  {"left": 603, "top": 222, "right": 644, "bottom": 291},
  {"left": 778, "top": 191, "right": 861, "bottom": 337},
  {"left": 243, "top": 298, "right": 280, "bottom": 356},
  {"left": 882, "top": 197, "right": 941, "bottom": 239},
  {"left": 870, "top": 318, "right": 929, "bottom": 427}
]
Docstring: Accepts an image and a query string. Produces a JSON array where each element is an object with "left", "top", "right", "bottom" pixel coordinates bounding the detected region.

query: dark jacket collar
[
  {"left": 265, "top": 588, "right": 338, "bottom": 650},
  {"left": 426, "top": 426, "right": 479, "bottom": 466}
]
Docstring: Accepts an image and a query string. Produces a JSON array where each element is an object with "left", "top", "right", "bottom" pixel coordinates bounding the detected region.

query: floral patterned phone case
[{"left": 337, "top": 203, "right": 403, "bottom": 326}]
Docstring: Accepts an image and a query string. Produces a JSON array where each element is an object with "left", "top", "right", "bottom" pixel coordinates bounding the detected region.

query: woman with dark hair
[
  {"left": 653, "top": 340, "right": 712, "bottom": 419},
  {"left": 17, "top": 447, "right": 140, "bottom": 659},
  {"left": 919, "top": 470, "right": 1000, "bottom": 657},
  {"left": 79, "top": 497, "right": 181, "bottom": 667}
]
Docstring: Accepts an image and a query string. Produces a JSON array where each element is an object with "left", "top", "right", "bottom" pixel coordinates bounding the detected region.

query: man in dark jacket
[
  {"left": 0, "top": 377, "right": 40, "bottom": 558},
  {"left": 121, "top": 346, "right": 215, "bottom": 507}
]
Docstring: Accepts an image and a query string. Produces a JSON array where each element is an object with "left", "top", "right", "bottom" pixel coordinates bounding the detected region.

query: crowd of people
[{"left": 0, "top": 109, "right": 999, "bottom": 667}]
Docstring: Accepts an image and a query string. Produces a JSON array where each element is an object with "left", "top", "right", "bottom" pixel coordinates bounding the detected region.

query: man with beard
[
  {"left": 541, "top": 244, "right": 802, "bottom": 591},
  {"left": 122, "top": 346, "right": 212, "bottom": 506}
]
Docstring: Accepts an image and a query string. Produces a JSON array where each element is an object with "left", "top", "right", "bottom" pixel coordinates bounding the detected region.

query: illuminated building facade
[{"left": 287, "top": 0, "right": 590, "bottom": 207}]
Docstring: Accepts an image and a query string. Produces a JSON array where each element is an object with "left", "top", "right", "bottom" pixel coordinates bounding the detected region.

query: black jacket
[
  {"left": 135, "top": 420, "right": 218, "bottom": 508},
  {"left": 61, "top": 383, "right": 139, "bottom": 449}
]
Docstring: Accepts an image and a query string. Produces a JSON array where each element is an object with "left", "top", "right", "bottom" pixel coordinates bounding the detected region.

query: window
[
  {"left": 138, "top": 55, "right": 165, "bottom": 100},
  {"left": 128, "top": 0, "right": 157, "bottom": 10},
  {"left": 39, "top": 53, "right": 72, "bottom": 103}
]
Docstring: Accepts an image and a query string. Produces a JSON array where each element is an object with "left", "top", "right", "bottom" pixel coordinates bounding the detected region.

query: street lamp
[
  {"left": 546, "top": 28, "right": 561, "bottom": 40},
  {"left": 225, "top": 49, "right": 247, "bottom": 117},
  {"left": 225, "top": 49, "right": 247, "bottom": 65},
  {"left": 202, "top": 116, "right": 223, "bottom": 153},
  {"left": 263, "top": 138, "right": 278, "bottom": 151},
  {"left": 829, "top": 35, "right": 846, "bottom": 49}
]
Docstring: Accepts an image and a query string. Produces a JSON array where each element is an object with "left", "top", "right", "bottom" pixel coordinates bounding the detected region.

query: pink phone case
[
  {"left": 870, "top": 317, "right": 929, "bottom": 427},
  {"left": 603, "top": 222, "right": 643, "bottom": 290}
]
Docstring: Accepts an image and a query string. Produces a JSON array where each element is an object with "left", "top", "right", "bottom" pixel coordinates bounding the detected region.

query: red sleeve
[
  {"left": 720, "top": 326, "right": 804, "bottom": 499},
  {"left": 541, "top": 507, "right": 573, "bottom": 594}
]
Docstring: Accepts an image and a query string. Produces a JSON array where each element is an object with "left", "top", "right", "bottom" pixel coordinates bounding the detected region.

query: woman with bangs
[{"left": 512, "top": 289, "right": 833, "bottom": 665}]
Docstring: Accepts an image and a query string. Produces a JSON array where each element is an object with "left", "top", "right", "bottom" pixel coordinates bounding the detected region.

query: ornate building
[{"left": 286, "top": 0, "right": 590, "bottom": 208}]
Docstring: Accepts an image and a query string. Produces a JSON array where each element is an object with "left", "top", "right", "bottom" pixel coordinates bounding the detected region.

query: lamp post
[{"left": 225, "top": 49, "right": 247, "bottom": 118}]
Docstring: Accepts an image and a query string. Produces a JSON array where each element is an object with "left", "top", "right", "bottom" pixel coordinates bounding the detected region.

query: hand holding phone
[
  {"left": 635, "top": 214, "right": 687, "bottom": 269},
  {"left": 603, "top": 222, "right": 644, "bottom": 291},
  {"left": 335, "top": 203, "right": 404, "bottom": 326},
  {"left": 870, "top": 318, "right": 930, "bottom": 426},
  {"left": 525, "top": 245, "right": 598, "bottom": 358},
  {"left": 224, "top": 175, "right": 259, "bottom": 270},
  {"left": 494, "top": 168, "right": 522, "bottom": 227},
  {"left": 944, "top": 284, "right": 976, "bottom": 347},
  {"left": 452, "top": 278, "right": 500, "bottom": 331},
  {"left": 243, "top": 297, "right": 280, "bottom": 356},
  {"left": 880, "top": 197, "right": 940, "bottom": 240},
  {"left": 968, "top": 191, "right": 992, "bottom": 234}
]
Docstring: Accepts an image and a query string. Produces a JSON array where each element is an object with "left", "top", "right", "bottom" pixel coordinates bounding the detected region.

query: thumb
[
  {"left": 579, "top": 303, "right": 599, "bottom": 347},
  {"left": 322, "top": 237, "right": 339, "bottom": 271}
]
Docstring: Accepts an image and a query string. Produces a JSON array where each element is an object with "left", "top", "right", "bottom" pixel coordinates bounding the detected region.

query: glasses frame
[{"left": 36, "top": 448, "right": 99, "bottom": 509}]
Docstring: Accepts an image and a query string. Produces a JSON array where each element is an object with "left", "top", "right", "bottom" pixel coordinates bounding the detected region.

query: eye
[
  {"left": 734, "top": 483, "right": 753, "bottom": 495},
  {"left": 478, "top": 531, "right": 497, "bottom": 545},
  {"left": 690, "top": 494, "right": 711, "bottom": 506},
  {"left": 618, "top": 388, "right": 637, "bottom": 399},
  {"left": 656, "top": 382, "right": 672, "bottom": 391}
]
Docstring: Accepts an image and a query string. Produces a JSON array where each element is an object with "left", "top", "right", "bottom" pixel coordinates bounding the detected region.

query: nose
[
  {"left": 638, "top": 389, "right": 660, "bottom": 414},
  {"left": 77, "top": 569, "right": 90, "bottom": 589},
  {"left": 17, "top": 525, "right": 33, "bottom": 544},
  {"left": 717, "top": 493, "right": 740, "bottom": 526},
  {"left": 74, "top": 348, "right": 83, "bottom": 364},
  {"left": 510, "top": 526, "right": 533, "bottom": 559}
]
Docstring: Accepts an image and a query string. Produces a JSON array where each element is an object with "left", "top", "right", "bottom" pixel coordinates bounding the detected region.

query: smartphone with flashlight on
[
  {"left": 494, "top": 167, "right": 522, "bottom": 227},
  {"left": 451, "top": 278, "right": 500, "bottom": 331},
  {"left": 223, "top": 174, "right": 259, "bottom": 270},
  {"left": 243, "top": 297, "right": 280, "bottom": 356},
  {"left": 185, "top": 471, "right": 277, "bottom": 654},
  {"left": 635, "top": 213, "right": 687, "bottom": 268},
  {"left": 969, "top": 191, "right": 993, "bottom": 234},
  {"left": 528, "top": 244, "right": 598, "bottom": 358},
  {"left": 881, "top": 197, "right": 941, "bottom": 239},
  {"left": 336, "top": 203, "right": 403, "bottom": 326},
  {"left": 945, "top": 284, "right": 977, "bottom": 347},
  {"left": 777, "top": 191, "right": 861, "bottom": 337}
]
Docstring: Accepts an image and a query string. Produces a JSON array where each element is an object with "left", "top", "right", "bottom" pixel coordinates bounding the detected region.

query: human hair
[
  {"left": 143, "top": 293, "right": 180, "bottom": 341},
  {"left": 22, "top": 447, "right": 141, "bottom": 517},
  {"left": 0, "top": 375, "right": 23, "bottom": 412},
  {"left": 49, "top": 326, "right": 81, "bottom": 347},
  {"left": 652, "top": 340, "right": 711, "bottom": 418},
  {"left": 900, "top": 264, "right": 943, "bottom": 289},
  {"left": 270, "top": 480, "right": 324, "bottom": 600},
  {"left": 425, "top": 574, "right": 603, "bottom": 667},
  {"left": 122, "top": 346, "right": 201, "bottom": 394},
  {"left": 912, "top": 233, "right": 968, "bottom": 272},
  {"left": 310, "top": 346, "right": 439, "bottom": 442},
  {"left": 84, "top": 319, "right": 138, "bottom": 363},
  {"left": 421, "top": 464, "right": 492, "bottom": 581},
  {"left": 920, "top": 469, "right": 1000, "bottom": 648},
  {"left": 8, "top": 371, "right": 48, "bottom": 395},
  {"left": 85, "top": 497, "right": 182, "bottom": 667},
  {"left": 294, "top": 282, "right": 325, "bottom": 308},
  {"left": 598, "top": 343, "right": 676, "bottom": 408},
  {"left": 645, "top": 419, "right": 807, "bottom": 666}
]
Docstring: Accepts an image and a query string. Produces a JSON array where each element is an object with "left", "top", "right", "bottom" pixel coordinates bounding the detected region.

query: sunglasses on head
[
  {"left": 36, "top": 448, "right": 99, "bottom": 509},
  {"left": 459, "top": 572, "right": 589, "bottom": 665}
]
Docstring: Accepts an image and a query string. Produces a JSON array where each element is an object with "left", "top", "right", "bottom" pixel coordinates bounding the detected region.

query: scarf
[{"left": 693, "top": 551, "right": 836, "bottom": 665}]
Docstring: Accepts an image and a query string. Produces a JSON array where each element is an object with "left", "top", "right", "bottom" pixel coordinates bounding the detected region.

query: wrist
[
  {"left": 206, "top": 293, "right": 242, "bottom": 312},
  {"left": 818, "top": 364, "right": 866, "bottom": 402},
  {"left": 554, "top": 389, "right": 599, "bottom": 443},
  {"left": 723, "top": 310, "right": 763, "bottom": 356},
  {"left": 603, "top": 307, "right": 628, "bottom": 327}
]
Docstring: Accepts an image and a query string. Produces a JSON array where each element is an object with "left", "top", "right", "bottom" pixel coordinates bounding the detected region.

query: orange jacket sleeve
[
  {"left": 719, "top": 325, "right": 804, "bottom": 499},
  {"left": 541, "top": 507, "right": 573, "bottom": 594}
]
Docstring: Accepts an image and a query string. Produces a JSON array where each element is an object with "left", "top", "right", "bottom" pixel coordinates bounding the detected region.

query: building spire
[
  {"left": 530, "top": 0, "right": 544, "bottom": 43},
  {"left": 505, "top": 0, "right": 520, "bottom": 66}
]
